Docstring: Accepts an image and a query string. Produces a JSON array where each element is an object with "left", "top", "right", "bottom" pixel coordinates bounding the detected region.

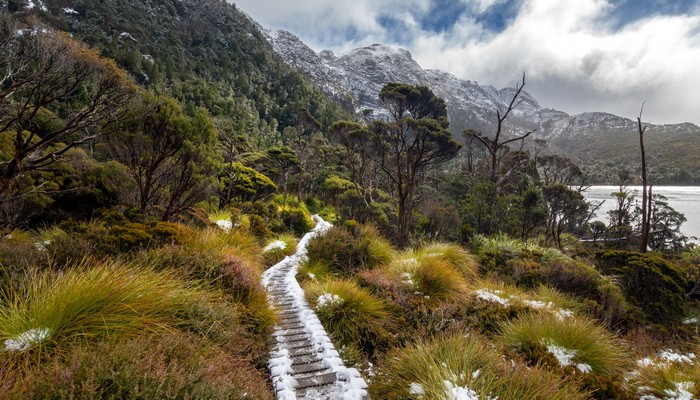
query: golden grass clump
[
  {"left": 627, "top": 349, "right": 700, "bottom": 399},
  {"left": 303, "top": 278, "right": 396, "bottom": 355},
  {"left": 413, "top": 242, "right": 479, "bottom": 280},
  {"left": 370, "top": 332, "right": 587, "bottom": 400},
  {"left": 497, "top": 313, "right": 628, "bottom": 376},
  {"left": 0, "top": 260, "right": 215, "bottom": 358}
]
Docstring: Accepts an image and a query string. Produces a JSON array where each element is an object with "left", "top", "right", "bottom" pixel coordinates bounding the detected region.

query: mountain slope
[
  {"left": 265, "top": 29, "right": 700, "bottom": 184},
  {"left": 11, "top": 0, "right": 346, "bottom": 133}
]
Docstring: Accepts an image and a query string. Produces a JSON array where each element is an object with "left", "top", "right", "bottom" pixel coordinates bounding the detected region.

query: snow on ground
[
  {"left": 475, "top": 288, "right": 510, "bottom": 306},
  {"left": 262, "top": 215, "right": 369, "bottom": 399},
  {"left": 638, "top": 349, "right": 696, "bottom": 368},
  {"left": 401, "top": 272, "right": 415, "bottom": 287},
  {"left": 214, "top": 219, "right": 232, "bottom": 232},
  {"left": 263, "top": 240, "right": 287, "bottom": 253},
  {"left": 444, "top": 381, "right": 480, "bottom": 400},
  {"left": 663, "top": 382, "right": 695, "bottom": 400},
  {"left": 541, "top": 338, "right": 591, "bottom": 373},
  {"left": 62, "top": 7, "right": 78, "bottom": 14},
  {"left": 317, "top": 293, "right": 343, "bottom": 308},
  {"left": 409, "top": 382, "right": 425, "bottom": 397},
  {"left": 4, "top": 327, "right": 50, "bottom": 352}
]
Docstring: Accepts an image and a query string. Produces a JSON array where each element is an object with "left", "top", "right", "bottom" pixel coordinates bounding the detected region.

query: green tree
[
  {"left": 372, "top": 83, "right": 461, "bottom": 246},
  {"left": 103, "top": 93, "right": 220, "bottom": 220},
  {"left": 0, "top": 20, "right": 134, "bottom": 224},
  {"left": 542, "top": 184, "right": 588, "bottom": 248},
  {"left": 219, "top": 162, "right": 276, "bottom": 205}
]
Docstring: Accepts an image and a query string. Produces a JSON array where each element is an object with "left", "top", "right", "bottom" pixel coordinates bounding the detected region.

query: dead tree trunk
[{"left": 638, "top": 104, "right": 651, "bottom": 253}]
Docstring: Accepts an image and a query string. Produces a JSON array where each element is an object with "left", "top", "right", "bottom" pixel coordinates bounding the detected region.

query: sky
[{"left": 232, "top": 0, "right": 700, "bottom": 125}]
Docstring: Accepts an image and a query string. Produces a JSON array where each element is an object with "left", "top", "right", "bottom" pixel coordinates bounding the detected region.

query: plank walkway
[{"left": 262, "top": 216, "right": 369, "bottom": 400}]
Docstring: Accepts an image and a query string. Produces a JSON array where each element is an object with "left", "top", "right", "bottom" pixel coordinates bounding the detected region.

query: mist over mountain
[{"left": 265, "top": 29, "right": 700, "bottom": 184}]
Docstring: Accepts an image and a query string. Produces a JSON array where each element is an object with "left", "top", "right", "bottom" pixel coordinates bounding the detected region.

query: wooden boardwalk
[{"left": 262, "top": 217, "right": 369, "bottom": 400}]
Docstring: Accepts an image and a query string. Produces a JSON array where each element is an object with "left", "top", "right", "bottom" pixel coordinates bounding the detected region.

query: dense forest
[{"left": 1, "top": 0, "right": 700, "bottom": 398}]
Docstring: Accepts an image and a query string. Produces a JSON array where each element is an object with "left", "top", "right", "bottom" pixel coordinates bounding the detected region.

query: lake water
[{"left": 583, "top": 186, "right": 700, "bottom": 241}]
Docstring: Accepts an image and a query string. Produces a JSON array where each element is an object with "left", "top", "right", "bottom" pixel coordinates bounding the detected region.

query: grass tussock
[
  {"left": 626, "top": 349, "right": 700, "bottom": 399},
  {"left": 0, "top": 260, "right": 213, "bottom": 359},
  {"left": 370, "top": 333, "right": 587, "bottom": 400},
  {"left": 497, "top": 313, "right": 628, "bottom": 376},
  {"left": 384, "top": 254, "right": 471, "bottom": 304},
  {"left": 303, "top": 278, "right": 396, "bottom": 355},
  {"left": 413, "top": 242, "right": 479, "bottom": 281},
  {"left": 297, "top": 258, "right": 332, "bottom": 284}
]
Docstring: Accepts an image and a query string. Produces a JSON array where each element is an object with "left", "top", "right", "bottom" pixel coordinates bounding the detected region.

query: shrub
[
  {"left": 278, "top": 207, "right": 312, "bottom": 236},
  {"left": 303, "top": 278, "right": 395, "bottom": 356},
  {"left": 6, "top": 332, "right": 274, "bottom": 400},
  {"left": 307, "top": 224, "right": 396, "bottom": 276},
  {"left": 597, "top": 250, "right": 688, "bottom": 324},
  {"left": 497, "top": 313, "right": 628, "bottom": 376},
  {"left": 370, "top": 333, "right": 587, "bottom": 400}
]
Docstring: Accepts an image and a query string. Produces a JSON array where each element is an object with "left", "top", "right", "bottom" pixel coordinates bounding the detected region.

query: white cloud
[{"left": 233, "top": 0, "right": 700, "bottom": 124}]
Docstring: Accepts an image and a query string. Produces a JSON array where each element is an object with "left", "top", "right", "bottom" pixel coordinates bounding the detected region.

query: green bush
[
  {"left": 307, "top": 224, "right": 396, "bottom": 276},
  {"left": 597, "top": 250, "right": 688, "bottom": 323}
]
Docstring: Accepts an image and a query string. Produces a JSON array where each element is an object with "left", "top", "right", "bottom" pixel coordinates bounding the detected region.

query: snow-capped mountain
[{"left": 264, "top": 29, "right": 700, "bottom": 181}]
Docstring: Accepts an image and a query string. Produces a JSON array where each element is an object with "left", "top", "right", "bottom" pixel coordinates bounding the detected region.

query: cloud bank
[{"left": 234, "top": 0, "right": 700, "bottom": 125}]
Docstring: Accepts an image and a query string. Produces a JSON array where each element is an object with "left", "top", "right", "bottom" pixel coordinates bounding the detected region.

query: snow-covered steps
[{"left": 262, "top": 216, "right": 370, "bottom": 400}]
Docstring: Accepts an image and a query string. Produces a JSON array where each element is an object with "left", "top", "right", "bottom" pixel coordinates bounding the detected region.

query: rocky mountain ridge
[{"left": 264, "top": 29, "right": 700, "bottom": 183}]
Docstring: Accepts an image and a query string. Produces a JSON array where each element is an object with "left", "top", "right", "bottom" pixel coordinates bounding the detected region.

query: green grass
[
  {"left": 497, "top": 313, "right": 628, "bottom": 376},
  {"left": 0, "top": 260, "right": 214, "bottom": 358},
  {"left": 370, "top": 332, "right": 587, "bottom": 400},
  {"left": 303, "top": 278, "right": 395, "bottom": 355},
  {"left": 471, "top": 233, "right": 543, "bottom": 257}
]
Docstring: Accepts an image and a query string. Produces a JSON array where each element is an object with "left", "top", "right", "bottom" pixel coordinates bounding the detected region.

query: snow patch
[
  {"left": 443, "top": 380, "right": 481, "bottom": 400},
  {"left": 4, "top": 327, "right": 50, "bottom": 352},
  {"left": 663, "top": 381, "right": 694, "bottom": 400},
  {"left": 409, "top": 382, "right": 425, "bottom": 397},
  {"left": 119, "top": 32, "right": 137, "bottom": 42},
  {"left": 34, "top": 239, "right": 51, "bottom": 251},
  {"left": 475, "top": 288, "right": 510, "bottom": 306},
  {"left": 401, "top": 272, "right": 415, "bottom": 287},
  {"left": 659, "top": 350, "right": 695, "bottom": 364},
  {"left": 317, "top": 293, "right": 343, "bottom": 308},
  {"left": 62, "top": 7, "right": 78, "bottom": 14},
  {"left": 214, "top": 219, "right": 232, "bottom": 232},
  {"left": 263, "top": 240, "right": 287, "bottom": 253},
  {"left": 542, "top": 338, "right": 591, "bottom": 373}
]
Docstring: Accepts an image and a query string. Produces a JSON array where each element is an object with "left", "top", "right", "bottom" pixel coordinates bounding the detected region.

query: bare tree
[
  {"left": 464, "top": 73, "right": 535, "bottom": 184},
  {"left": 637, "top": 103, "right": 652, "bottom": 252}
]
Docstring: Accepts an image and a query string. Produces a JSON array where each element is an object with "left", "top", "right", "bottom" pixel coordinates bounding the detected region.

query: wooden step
[{"left": 295, "top": 371, "right": 337, "bottom": 389}]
